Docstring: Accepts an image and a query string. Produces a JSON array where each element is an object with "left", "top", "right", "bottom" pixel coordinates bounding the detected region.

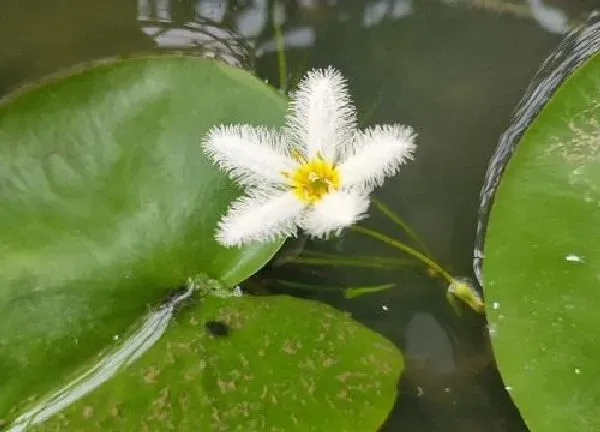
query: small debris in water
[
  {"left": 443, "top": 387, "right": 451, "bottom": 393},
  {"left": 417, "top": 386, "right": 424, "bottom": 397},
  {"left": 382, "top": 305, "right": 389, "bottom": 311},
  {"left": 575, "top": 368, "right": 581, "bottom": 375},
  {"left": 505, "top": 386, "right": 513, "bottom": 391},
  {"left": 492, "top": 301, "right": 500, "bottom": 310},
  {"left": 565, "top": 254, "right": 584, "bottom": 263},
  {"left": 112, "top": 335, "right": 119, "bottom": 341}
]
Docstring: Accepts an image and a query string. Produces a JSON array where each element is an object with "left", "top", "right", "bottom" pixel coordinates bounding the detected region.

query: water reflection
[
  {"left": 405, "top": 312, "right": 456, "bottom": 374},
  {"left": 526, "top": 0, "right": 568, "bottom": 34},
  {"left": 363, "top": 0, "right": 413, "bottom": 27},
  {"left": 137, "top": 0, "right": 171, "bottom": 22},
  {"left": 137, "top": 0, "right": 251, "bottom": 67},
  {"left": 447, "top": 0, "right": 577, "bottom": 33},
  {"left": 133, "top": 0, "right": 585, "bottom": 61}
]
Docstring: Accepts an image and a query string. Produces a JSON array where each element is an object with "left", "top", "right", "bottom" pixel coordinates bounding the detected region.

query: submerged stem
[
  {"left": 277, "top": 279, "right": 395, "bottom": 299},
  {"left": 283, "top": 255, "right": 415, "bottom": 269},
  {"left": 272, "top": 4, "right": 287, "bottom": 92},
  {"left": 351, "top": 225, "right": 454, "bottom": 283},
  {"left": 371, "top": 196, "right": 433, "bottom": 257}
]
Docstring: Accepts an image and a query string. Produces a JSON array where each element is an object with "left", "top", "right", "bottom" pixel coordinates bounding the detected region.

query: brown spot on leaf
[
  {"left": 82, "top": 406, "right": 94, "bottom": 419},
  {"left": 217, "top": 378, "right": 236, "bottom": 393},
  {"left": 152, "top": 387, "right": 171, "bottom": 410},
  {"left": 109, "top": 404, "right": 121, "bottom": 418},
  {"left": 322, "top": 356, "right": 335, "bottom": 367},
  {"left": 338, "top": 389, "right": 350, "bottom": 401},
  {"left": 300, "top": 377, "right": 316, "bottom": 395},
  {"left": 179, "top": 392, "right": 190, "bottom": 411},
  {"left": 281, "top": 339, "right": 301, "bottom": 354},
  {"left": 143, "top": 365, "right": 160, "bottom": 383},
  {"left": 299, "top": 357, "right": 316, "bottom": 370},
  {"left": 337, "top": 372, "right": 352, "bottom": 383}
]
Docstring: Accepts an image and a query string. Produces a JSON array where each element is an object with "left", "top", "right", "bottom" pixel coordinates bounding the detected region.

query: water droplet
[
  {"left": 565, "top": 254, "right": 584, "bottom": 263},
  {"left": 492, "top": 301, "right": 500, "bottom": 310},
  {"left": 382, "top": 305, "right": 389, "bottom": 311},
  {"left": 112, "top": 334, "right": 119, "bottom": 341},
  {"left": 505, "top": 385, "right": 513, "bottom": 391},
  {"left": 488, "top": 322, "right": 497, "bottom": 337},
  {"left": 575, "top": 368, "right": 581, "bottom": 375}
]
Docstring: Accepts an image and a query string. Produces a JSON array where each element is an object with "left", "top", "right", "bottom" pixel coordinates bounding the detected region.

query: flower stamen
[
  {"left": 291, "top": 149, "right": 308, "bottom": 164},
  {"left": 286, "top": 156, "right": 341, "bottom": 203}
]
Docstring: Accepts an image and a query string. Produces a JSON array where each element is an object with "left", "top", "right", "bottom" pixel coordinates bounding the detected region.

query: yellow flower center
[{"left": 283, "top": 152, "right": 341, "bottom": 203}]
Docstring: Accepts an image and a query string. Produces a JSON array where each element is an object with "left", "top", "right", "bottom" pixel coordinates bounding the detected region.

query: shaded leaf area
[
  {"left": 0, "top": 56, "right": 286, "bottom": 420},
  {"left": 30, "top": 295, "right": 404, "bottom": 432},
  {"left": 483, "top": 52, "right": 600, "bottom": 430}
]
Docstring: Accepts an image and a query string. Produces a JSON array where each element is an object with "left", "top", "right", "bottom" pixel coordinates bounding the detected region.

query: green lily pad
[
  {"left": 0, "top": 56, "right": 287, "bottom": 421},
  {"left": 26, "top": 294, "right": 403, "bottom": 431},
  {"left": 483, "top": 53, "right": 600, "bottom": 430}
]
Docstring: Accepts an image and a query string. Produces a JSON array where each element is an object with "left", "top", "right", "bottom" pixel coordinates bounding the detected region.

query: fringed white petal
[
  {"left": 300, "top": 190, "right": 369, "bottom": 238},
  {"left": 203, "top": 124, "right": 295, "bottom": 188},
  {"left": 216, "top": 190, "right": 305, "bottom": 247},
  {"left": 338, "top": 124, "right": 416, "bottom": 192},
  {"left": 285, "top": 67, "right": 357, "bottom": 161}
]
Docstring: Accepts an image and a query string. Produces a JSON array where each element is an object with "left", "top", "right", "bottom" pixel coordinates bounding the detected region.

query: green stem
[
  {"left": 277, "top": 279, "right": 395, "bottom": 298},
  {"left": 283, "top": 256, "right": 415, "bottom": 269},
  {"left": 272, "top": 3, "right": 287, "bottom": 93},
  {"left": 371, "top": 196, "right": 433, "bottom": 257},
  {"left": 277, "top": 279, "right": 346, "bottom": 292},
  {"left": 351, "top": 225, "right": 454, "bottom": 283},
  {"left": 298, "top": 249, "right": 414, "bottom": 264},
  {"left": 357, "top": 90, "right": 383, "bottom": 128}
]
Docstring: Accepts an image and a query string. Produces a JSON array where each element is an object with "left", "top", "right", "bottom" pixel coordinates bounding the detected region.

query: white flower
[{"left": 203, "top": 67, "right": 416, "bottom": 247}]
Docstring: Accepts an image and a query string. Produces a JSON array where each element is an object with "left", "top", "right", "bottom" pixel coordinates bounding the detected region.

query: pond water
[{"left": 1, "top": 1, "right": 598, "bottom": 431}]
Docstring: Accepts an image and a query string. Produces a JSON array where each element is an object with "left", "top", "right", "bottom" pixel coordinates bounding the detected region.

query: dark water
[{"left": 1, "top": 1, "right": 598, "bottom": 431}]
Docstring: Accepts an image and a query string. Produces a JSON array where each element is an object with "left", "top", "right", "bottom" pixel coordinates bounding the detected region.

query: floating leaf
[
  {"left": 27, "top": 295, "right": 404, "bottom": 431},
  {"left": 482, "top": 49, "right": 600, "bottom": 430},
  {"left": 0, "top": 56, "right": 287, "bottom": 420}
]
